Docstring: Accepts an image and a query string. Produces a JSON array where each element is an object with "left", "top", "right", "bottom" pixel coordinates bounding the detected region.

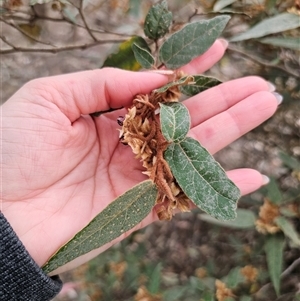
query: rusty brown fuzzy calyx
[
  {"left": 119, "top": 73, "right": 193, "bottom": 220},
  {"left": 255, "top": 198, "right": 281, "bottom": 234}
]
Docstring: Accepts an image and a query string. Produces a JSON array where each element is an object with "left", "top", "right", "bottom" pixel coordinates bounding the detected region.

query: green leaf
[
  {"left": 213, "top": 0, "right": 237, "bottom": 12},
  {"left": 240, "top": 296, "right": 252, "bottom": 301},
  {"left": 131, "top": 43, "right": 155, "bottom": 69},
  {"left": 200, "top": 291, "right": 215, "bottom": 301},
  {"left": 231, "top": 13, "right": 300, "bottom": 42},
  {"left": 144, "top": 0, "right": 172, "bottom": 40},
  {"left": 259, "top": 37, "right": 300, "bottom": 51},
  {"left": 159, "top": 15, "right": 231, "bottom": 69},
  {"left": 42, "top": 180, "right": 157, "bottom": 273},
  {"left": 163, "top": 286, "right": 188, "bottom": 301},
  {"left": 279, "top": 151, "right": 300, "bottom": 171},
  {"left": 266, "top": 0, "right": 277, "bottom": 10},
  {"left": 200, "top": 208, "right": 256, "bottom": 229},
  {"left": 264, "top": 234, "right": 285, "bottom": 296},
  {"left": 222, "top": 267, "right": 244, "bottom": 288},
  {"left": 189, "top": 276, "right": 205, "bottom": 291},
  {"left": 160, "top": 102, "right": 190, "bottom": 143},
  {"left": 102, "top": 36, "right": 150, "bottom": 71},
  {"left": 164, "top": 137, "right": 240, "bottom": 220},
  {"left": 62, "top": 7, "right": 77, "bottom": 24},
  {"left": 275, "top": 216, "right": 300, "bottom": 247},
  {"left": 153, "top": 75, "right": 193, "bottom": 93},
  {"left": 148, "top": 263, "right": 162, "bottom": 294},
  {"left": 129, "top": 0, "right": 141, "bottom": 17},
  {"left": 266, "top": 177, "right": 283, "bottom": 205},
  {"left": 180, "top": 75, "right": 222, "bottom": 96}
]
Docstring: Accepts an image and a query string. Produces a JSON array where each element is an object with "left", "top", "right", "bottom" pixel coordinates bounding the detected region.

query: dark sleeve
[{"left": 0, "top": 212, "right": 63, "bottom": 301}]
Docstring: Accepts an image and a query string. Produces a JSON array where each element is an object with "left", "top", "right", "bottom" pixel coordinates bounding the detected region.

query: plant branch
[
  {"left": 0, "top": 17, "right": 53, "bottom": 46},
  {"left": 77, "top": 0, "right": 97, "bottom": 41},
  {"left": 281, "top": 257, "right": 300, "bottom": 278},
  {"left": 0, "top": 36, "right": 126, "bottom": 54},
  {"left": 188, "top": 8, "right": 199, "bottom": 22},
  {"left": 33, "top": 14, "right": 132, "bottom": 36},
  {"left": 228, "top": 45, "right": 300, "bottom": 78},
  {"left": 4, "top": 6, "right": 133, "bottom": 37}
]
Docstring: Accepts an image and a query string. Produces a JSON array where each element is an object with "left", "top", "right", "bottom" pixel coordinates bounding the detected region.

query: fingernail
[
  {"left": 272, "top": 92, "right": 283, "bottom": 105},
  {"left": 267, "top": 81, "right": 276, "bottom": 92},
  {"left": 262, "top": 175, "right": 270, "bottom": 186},
  {"left": 219, "top": 38, "right": 229, "bottom": 48}
]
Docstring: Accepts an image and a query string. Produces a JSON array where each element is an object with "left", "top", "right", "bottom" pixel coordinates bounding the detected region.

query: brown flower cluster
[
  {"left": 119, "top": 74, "right": 193, "bottom": 220},
  {"left": 255, "top": 198, "right": 281, "bottom": 234},
  {"left": 240, "top": 265, "right": 258, "bottom": 283},
  {"left": 215, "top": 279, "right": 235, "bottom": 301},
  {"left": 109, "top": 261, "right": 127, "bottom": 280},
  {"left": 134, "top": 285, "right": 162, "bottom": 301}
]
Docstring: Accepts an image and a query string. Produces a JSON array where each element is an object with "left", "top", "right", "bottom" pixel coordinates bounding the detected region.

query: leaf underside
[
  {"left": 180, "top": 75, "right": 222, "bottom": 96},
  {"left": 153, "top": 76, "right": 193, "bottom": 93},
  {"left": 159, "top": 15, "right": 231, "bottom": 69},
  {"left": 230, "top": 13, "right": 300, "bottom": 42},
  {"left": 132, "top": 43, "right": 155, "bottom": 69},
  {"left": 160, "top": 102, "right": 190, "bottom": 143},
  {"left": 259, "top": 37, "right": 300, "bottom": 51},
  {"left": 200, "top": 208, "right": 256, "bottom": 229},
  {"left": 42, "top": 180, "right": 158, "bottom": 273},
  {"left": 164, "top": 137, "right": 240, "bottom": 220}
]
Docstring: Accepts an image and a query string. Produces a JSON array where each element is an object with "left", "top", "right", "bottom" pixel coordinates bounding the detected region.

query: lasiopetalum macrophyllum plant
[{"left": 42, "top": 1, "right": 239, "bottom": 274}]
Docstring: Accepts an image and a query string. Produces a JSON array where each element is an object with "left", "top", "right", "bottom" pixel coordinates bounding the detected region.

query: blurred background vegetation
[{"left": 1, "top": 0, "right": 299, "bottom": 300}]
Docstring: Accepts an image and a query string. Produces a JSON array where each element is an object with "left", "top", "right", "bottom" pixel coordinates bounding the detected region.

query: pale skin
[{"left": 1, "top": 40, "right": 279, "bottom": 275}]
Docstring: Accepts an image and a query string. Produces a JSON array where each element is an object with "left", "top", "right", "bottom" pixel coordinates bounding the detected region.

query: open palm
[{"left": 1, "top": 41, "right": 278, "bottom": 273}]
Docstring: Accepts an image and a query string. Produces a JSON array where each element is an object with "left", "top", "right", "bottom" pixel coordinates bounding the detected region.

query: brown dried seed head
[
  {"left": 240, "top": 265, "right": 259, "bottom": 283},
  {"left": 134, "top": 285, "right": 162, "bottom": 301},
  {"left": 255, "top": 198, "right": 281, "bottom": 234},
  {"left": 215, "top": 280, "right": 235, "bottom": 301},
  {"left": 255, "top": 220, "right": 280, "bottom": 234},
  {"left": 119, "top": 75, "right": 196, "bottom": 221},
  {"left": 170, "top": 182, "right": 181, "bottom": 197},
  {"left": 176, "top": 196, "right": 191, "bottom": 212},
  {"left": 195, "top": 267, "right": 207, "bottom": 279}
]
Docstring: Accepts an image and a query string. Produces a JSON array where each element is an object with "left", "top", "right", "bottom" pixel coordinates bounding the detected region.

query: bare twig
[
  {"left": 2, "top": 7, "right": 133, "bottom": 37},
  {"left": 0, "top": 36, "right": 126, "bottom": 54},
  {"left": 31, "top": 14, "right": 132, "bottom": 36},
  {"left": 281, "top": 257, "right": 300, "bottom": 278},
  {"left": 0, "top": 17, "right": 53, "bottom": 46},
  {"left": 188, "top": 8, "right": 199, "bottom": 22},
  {"left": 77, "top": 0, "right": 97, "bottom": 41},
  {"left": 228, "top": 45, "right": 300, "bottom": 78}
]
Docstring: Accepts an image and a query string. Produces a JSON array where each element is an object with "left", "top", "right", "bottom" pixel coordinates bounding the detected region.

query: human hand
[{"left": 1, "top": 40, "right": 279, "bottom": 274}]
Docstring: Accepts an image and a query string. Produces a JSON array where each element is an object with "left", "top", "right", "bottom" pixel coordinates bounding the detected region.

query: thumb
[{"left": 21, "top": 68, "right": 169, "bottom": 122}]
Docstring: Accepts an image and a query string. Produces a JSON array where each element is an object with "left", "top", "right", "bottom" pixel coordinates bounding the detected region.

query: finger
[
  {"left": 24, "top": 69, "right": 169, "bottom": 122},
  {"left": 226, "top": 168, "right": 268, "bottom": 195},
  {"left": 189, "top": 91, "right": 278, "bottom": 154},
  {"left": 185, "top": 76, "right": 273, "bottom": 127},
  {"left": 179, "top": 39, "right": 228, "bottom": 74}
]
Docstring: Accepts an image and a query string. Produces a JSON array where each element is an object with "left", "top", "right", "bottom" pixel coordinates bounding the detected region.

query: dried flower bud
[
  {"left": 241, "top": 265, "right": 258, "bottom": 283},
  {"left": 119, "top": 75, "right": 193, "bottom": 220},
  {"left": 255, "top": 198, "right": 281, "bottom": 234},
  {"left": 215, "top": 280, "right": 235, "bottom": 301}
]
